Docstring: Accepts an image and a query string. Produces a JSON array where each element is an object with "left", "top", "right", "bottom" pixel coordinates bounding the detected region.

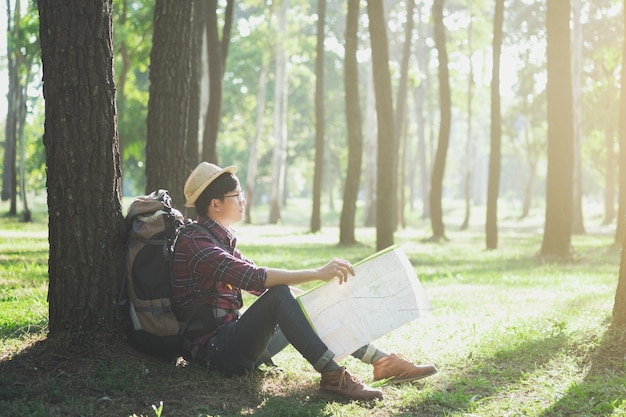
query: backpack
[{"left": 122, "top": 189, "right": 213, "bottom": 360}]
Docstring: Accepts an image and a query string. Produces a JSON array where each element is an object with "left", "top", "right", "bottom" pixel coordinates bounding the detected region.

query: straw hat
[{"left": 184, "top": 162, "right": 237, "bottom": 207}]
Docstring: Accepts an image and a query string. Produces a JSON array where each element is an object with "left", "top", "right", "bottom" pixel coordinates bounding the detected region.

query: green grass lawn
[{"left": 1, "top": 207, "right": 625, "bottom": 417}]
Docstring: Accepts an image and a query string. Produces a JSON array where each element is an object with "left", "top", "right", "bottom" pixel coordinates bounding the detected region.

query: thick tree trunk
[
  {"left": 368, "top": 0, "right": 396, "bottom": 251},
  {"left": 486, "top": 0, "right": 503, "bottom": 250},
  {"left": 339, "top": 0, "right": 363, "bottom": 245},
  {"left": 541, "top": 0, "right": 574, "bottom": 259},
  {"left": 145, "top": 0, "right": 193, "bottom": 209},
  {"left": 38, "top": 0, "right": 124, "bottom": 335}
]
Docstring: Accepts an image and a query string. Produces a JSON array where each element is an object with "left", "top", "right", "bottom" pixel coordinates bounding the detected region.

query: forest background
[{"left": 0, "top": 0, "right": 623, "bottom": 242}]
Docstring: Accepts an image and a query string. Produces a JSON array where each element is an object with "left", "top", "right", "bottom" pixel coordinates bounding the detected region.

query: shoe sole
[{"left": 375, "top": 369, "right": 438, "bottom": 385}]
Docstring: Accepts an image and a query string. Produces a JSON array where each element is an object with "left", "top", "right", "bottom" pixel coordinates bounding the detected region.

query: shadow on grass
[
  {"left": 393, "top": 326, "right": 625, "bottom": 417},
  {"left": 538, "top": 327, "right": 626, "bottom": 417},
  {"left": 407, "top": 331, "right": 571, "bottom": 416}
]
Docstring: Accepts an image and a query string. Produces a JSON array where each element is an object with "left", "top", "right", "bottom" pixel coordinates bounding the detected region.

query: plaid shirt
[{"left": 172, "top": 216, "right": 267, "bottom": 326}]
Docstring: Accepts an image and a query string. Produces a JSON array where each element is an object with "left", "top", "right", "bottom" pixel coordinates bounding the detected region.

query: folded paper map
[{"left": 297, "top": 246, "right": 432, "bottom": 362}]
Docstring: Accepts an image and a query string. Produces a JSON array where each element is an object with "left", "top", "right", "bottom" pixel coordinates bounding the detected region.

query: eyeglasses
[{"left": 224, "top": 191, "right": 245, "bottom": 201}]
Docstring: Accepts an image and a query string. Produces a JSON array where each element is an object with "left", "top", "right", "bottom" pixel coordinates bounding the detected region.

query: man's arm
[{"left": 264, "top": 258, "right": 354, "bottom": 288}]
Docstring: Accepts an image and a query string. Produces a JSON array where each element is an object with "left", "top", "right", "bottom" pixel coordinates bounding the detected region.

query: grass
[{"left": 1, "top": 201, "right": 625, "bottom": 417}]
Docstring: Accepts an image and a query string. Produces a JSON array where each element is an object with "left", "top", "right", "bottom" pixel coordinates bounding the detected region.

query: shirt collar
[{"left": 198, "top": 216, "right": 236, "bottom": 246}]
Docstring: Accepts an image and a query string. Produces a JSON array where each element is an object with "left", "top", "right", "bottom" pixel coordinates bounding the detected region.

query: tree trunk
[
  {"left": 2, "top": 0, "right": 19, "bottom": 215},
  {"left": 415, "top": 4, "right": 430, "bottom": 219},
  {"left": 429, "top": 0, "right": 451, "bottom": 241},
  {"left": 145, "top": 0, "right": 193, "bottom": 209},
  {"left": 202, "top": 0, "right": 223, "bottom": 164},
  {"left": 486, "top": 0, "right": 503, "bottom": 250},
  {"left": 269, "top": 0, "right": 289, "bottom": 224},
  {"left": 541, "top": 0, "right": 574, "bottom": 260},
  {"left": 186, "top": 0, "right": 206, "bottom": 174},
  {"left": 311, "top": 0, "right": 326, "bottom": 233},
  {"left": 612, "top": 226, "right": 626, "bottom": 327},
  {"left": 461, "top": 1, "right": 474, "bottom": 231},
  {"left": 245, "top": 6, "right": 273, "bottom": 225},
  {"left": 571, "top": 0, "right": 585, "bottom": 234},
  {"left": 339, "top": 0, "right": 363, "bottom": 245},
  {"left": 603, "top": 129, "right": 617, "bottom": 225},
  {"left": 393, "top": 0, "right": 415, "bottom": 231},
  {"left": 38, "top": 0, "right": 124, "bottom": 335},
  {"left": 617, "top": 0, "right": 626, "bottom": 247},
  {"left": 368, "top": 0, "right": 396, "bottom": 251},
  {"left": 363, "top": 71, "right": 377, "bottom": 227}
]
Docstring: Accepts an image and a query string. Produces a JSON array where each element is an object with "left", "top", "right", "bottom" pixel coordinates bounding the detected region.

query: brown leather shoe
[
  {"left": 373, "top": 353, "right": 438, "bottom": 384},
  {"left": 319, "top": 367, "right": 383, "bottom": 401}
]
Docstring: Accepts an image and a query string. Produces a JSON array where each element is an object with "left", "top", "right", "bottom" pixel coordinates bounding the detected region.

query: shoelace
[{"left": 338, "top": 369, "right": 362, "bottom": 389}]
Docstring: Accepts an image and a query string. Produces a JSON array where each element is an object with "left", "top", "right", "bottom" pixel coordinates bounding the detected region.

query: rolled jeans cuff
[{"left": 312, "top": 349, "right": 335, "bottom": 372}]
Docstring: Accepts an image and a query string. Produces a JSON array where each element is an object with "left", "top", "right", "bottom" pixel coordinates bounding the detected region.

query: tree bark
[
  {"left": 145, "top": 0, "right": 193, "bottom": 209},
  {"left": 368, "top": 0, "right": 396, "bottom": 251},
  {"left": 38, "top": 0, "right": 124, "bottom": 335},
  {"left": 429, "top": 0, "right": 451, "bottom": 241},
  {"left": 486, "top": 0, "right": 503, "bottom": 250},
  {"left": 541, "top": 0, "right": 574, "bottom": 259},
  {"left": 339, "top": 0, "right": 363, "bottom": 245},
  {"left": 310, "top": 0, "right": 326, "bottom": 233}
]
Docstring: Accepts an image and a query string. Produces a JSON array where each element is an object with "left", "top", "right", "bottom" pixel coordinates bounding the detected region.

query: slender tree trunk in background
[
  {"left": 461, "top": 1, "right": 474, "bottom": 231},
  {"left": 617, "top": 0, "right": 626, "bottom": 247},
  {"left": 604, "top": 130, "right": 617, "bottom": 225},
  {"left": 38, "top": 0, "right": 124, "bottom": 335},
  {"left": 368, "top": 0, "right": 396, "bottom": 251},
  {"left": 339, "top": 0, "right": 363, "bottom": 245},
  {"left": 363, "top": 71, "right": 376, "bottom": 227},
  {"left": 146, "top": 0, "right": 193, "bottom": 209},
  {"left": 541, "top": 0, "right": 574, "bottom": 259},
  {"left": 245, "top": 4, "right": 273, "bottom": 224},
  {"left": 571, "top": 0, "right": 585, "bottom": 235},
  {"left": 415, "top": 4, "right": 430, "bottom": 219},
  {"left": 520, "top": 158, "right": 537, "bottom": 219},
  {"left": 393, "top": 0, "right": 415, "bottom": 231},
  {"left": 202, "top": 0, "right": 223, "bottom": 164},
  {"left": 486, "top": 0, "right": 503, "bottom": 250},
  {"left": 429, "top": 0, "right": 451, "bottom": 242},
  {"left": 2, "top": 0, "right": 18, "bottom": 214},
  {"left": 269, "top": 0, "right": 288, "bottom": 224},
  {"left": 186, "top": 0, "right": 206, "bottom": 173},
  {"left": 311, "top": 0, "right": 326, "bottom": 233},
  {"left": 17, "top": 71, "right": 30, "bottom": 222}
]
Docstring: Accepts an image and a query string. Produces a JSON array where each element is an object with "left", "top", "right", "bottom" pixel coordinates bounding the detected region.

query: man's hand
[{"left": 317, "top": 258, "right": 355, "bottom": 284}]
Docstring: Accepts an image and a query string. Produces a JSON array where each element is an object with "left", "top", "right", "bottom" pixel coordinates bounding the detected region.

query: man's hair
[{"left": 194, "top": 172, "right": 239, "bottom": 216}]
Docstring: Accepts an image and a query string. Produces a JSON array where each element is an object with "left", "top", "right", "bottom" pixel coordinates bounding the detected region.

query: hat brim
[{"left": 185, "top": 165, "right": 237, "bottom": 207}]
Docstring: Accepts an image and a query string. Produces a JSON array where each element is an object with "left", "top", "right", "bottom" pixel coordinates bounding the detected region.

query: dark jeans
[{"left": 204, "top": 285, "right": 334, "bottom": 376}]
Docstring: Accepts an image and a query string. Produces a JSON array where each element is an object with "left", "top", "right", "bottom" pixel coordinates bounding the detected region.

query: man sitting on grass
[{"left": 172, "top": 162, "right": 438, "bottom": 401}]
